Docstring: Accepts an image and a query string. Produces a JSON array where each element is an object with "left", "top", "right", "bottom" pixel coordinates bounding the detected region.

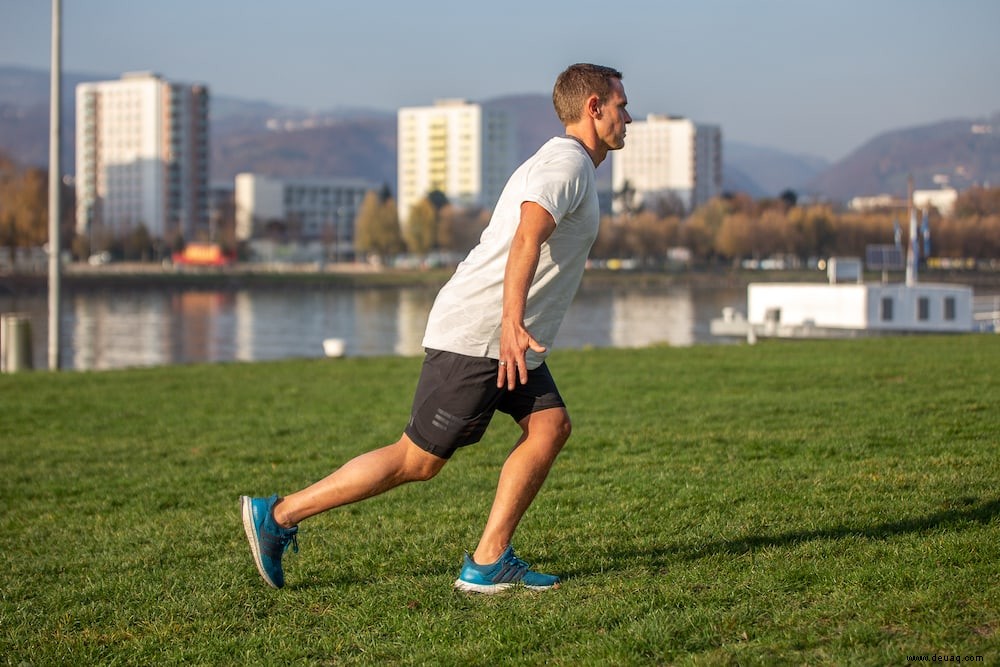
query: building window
[
  {"left": 944, "top": 297, "right": 956, "bottom": 321},
  {"left": 881, "top": 297, "right": 894, "bottom": 322},
  {"left": 918, "top": 297, "right": 930, "bottom": 321}
]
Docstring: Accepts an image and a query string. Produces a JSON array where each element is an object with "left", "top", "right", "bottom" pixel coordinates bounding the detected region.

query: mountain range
[{"left": 2, "top": 65, "right": 998, "bottom": 203}]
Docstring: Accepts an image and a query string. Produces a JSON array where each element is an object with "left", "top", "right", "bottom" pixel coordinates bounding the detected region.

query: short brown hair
[{"left": 552, "top": 63, "right": 624, "bottom": 125}]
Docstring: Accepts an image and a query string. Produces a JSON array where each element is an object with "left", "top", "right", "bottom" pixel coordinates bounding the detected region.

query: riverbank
[{"left": 4, "top": 261, "right": 999, "bottom": 294}]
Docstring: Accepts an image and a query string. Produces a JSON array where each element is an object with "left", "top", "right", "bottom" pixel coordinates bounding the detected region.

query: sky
[{"left": 2, "top": 0, "right": 999, "bottom": 162}]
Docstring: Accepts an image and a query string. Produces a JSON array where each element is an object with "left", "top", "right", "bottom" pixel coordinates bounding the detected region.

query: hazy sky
[{"left": 2, "top": 0, "right": 998, "bottom": 161}]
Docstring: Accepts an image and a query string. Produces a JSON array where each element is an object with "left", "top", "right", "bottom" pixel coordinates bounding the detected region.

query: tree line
[
  {"left": 353, "top": 186, "right": 489, "bottom": 264},
  {"left": 0, "top": 151, "right": 180, "bottom": 263},
  {"left": 594, "top": 188, "right": 1000, "bottom": 265},
  {"left": 358, "top": 186, "right": 1000, "bottom": 267}
]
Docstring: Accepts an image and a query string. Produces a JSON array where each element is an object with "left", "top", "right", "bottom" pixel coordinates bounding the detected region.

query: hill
[
  {"left": 1, "top": 65, "right": 997, "bottom": 203},
  {"left": 212, "top": 115, "right": 397, "bottom": 185},
  {"left": 805, "top": 115, "right": 1000, "bottom": 199},
  {"left": 0, "top": 65, "right": 402, "bottom": 186},
  {"left": 0, "top": 65, "right": 96, "bottom": 170},
  {"left": 724, "top": 142, "right": 829, "bottom": 197}
]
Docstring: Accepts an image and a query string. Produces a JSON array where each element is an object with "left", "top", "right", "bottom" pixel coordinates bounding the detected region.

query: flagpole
[
  {"left": 905, "top": 175, "right": 917, "bottom": 287},
  {"left": 47, "top": 0, "right": 62, "bottom": 370}
]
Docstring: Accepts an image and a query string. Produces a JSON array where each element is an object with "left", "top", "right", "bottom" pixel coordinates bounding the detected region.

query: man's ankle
[
  {"left": 271, "top": 498, "right": 295, "bottom": 530},
  {"left": 472, "top": 543, "right": 507, "bottom": 566}
]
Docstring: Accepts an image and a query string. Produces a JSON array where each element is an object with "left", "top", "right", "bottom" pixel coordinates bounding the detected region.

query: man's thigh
[{"left": 404, "top": 350, "right": 503, "bottom": 459}]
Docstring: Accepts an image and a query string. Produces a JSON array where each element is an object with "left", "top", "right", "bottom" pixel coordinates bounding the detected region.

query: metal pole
[
  {"left": 47, "top": 0, "right": 62, "bottom": 370},
  {"left": 904, "top": 175, "right": 916, "bottom": 287}
]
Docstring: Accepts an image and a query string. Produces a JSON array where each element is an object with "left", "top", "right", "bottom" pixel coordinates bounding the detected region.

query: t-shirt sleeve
[{"left": 522, "top": 154, "right": 589, "bottom": 226}]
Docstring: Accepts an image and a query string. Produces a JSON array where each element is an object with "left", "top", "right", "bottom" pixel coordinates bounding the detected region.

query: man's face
[{"left": 596, "top": 78, "right": 631, "bottom": 151}]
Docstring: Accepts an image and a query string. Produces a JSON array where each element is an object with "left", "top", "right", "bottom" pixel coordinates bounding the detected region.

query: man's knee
[
  {"left": 523, "top": 408, "right": 572, "bottom": 449},
  {"left": 408, "top": 456, "right": 446, "bottom": 481},
  {"left": 553, "top": 413, "right": 572, "bottom": 446},
  {"left": 399, "top": 438, "right": 448, "bottom": 482}
]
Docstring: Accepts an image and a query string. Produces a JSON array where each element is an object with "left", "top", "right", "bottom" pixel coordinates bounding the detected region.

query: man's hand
[{"left": 498, "top": 320, "right": 547, "bottom": 389}]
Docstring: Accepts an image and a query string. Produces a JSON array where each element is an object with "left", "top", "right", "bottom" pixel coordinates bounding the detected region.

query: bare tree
[
  {"left": 0, "top": 155, "right": 48, "bottom": 260},
  {"left": 405, "top": 198, "right": 437, "bottom": 260},
  {"left": 355, "top": 189, "right": 404, "bottom": 263},
  {"left": 437, "top": 204, "right": 486, "bottom": 256}
]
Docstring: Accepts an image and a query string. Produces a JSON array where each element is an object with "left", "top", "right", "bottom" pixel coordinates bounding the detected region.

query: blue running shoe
[
  {"left": 453, "top": 545, "right": 560, "bottom": 594},
  {"left": 240, "top": 495, "right": 298, "bottom": 589}
]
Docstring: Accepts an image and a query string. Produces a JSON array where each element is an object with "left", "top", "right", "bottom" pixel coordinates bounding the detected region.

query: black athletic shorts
[{"left": 404, "top": 349, "right": 566, "bottom": 459}]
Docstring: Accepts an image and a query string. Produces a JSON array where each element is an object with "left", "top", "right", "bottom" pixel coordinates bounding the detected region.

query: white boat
[{"left": 711, "top": 257, "right": 976, "bottom": 342}]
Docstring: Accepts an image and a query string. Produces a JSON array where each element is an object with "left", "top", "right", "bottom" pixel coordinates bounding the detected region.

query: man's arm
[{"left": 498, "top": 201, "right": 557, "bottom": 389}]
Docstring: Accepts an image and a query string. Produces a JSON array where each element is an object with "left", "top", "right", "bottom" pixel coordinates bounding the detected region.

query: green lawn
[{"left": 2, "top": 336, "right": 998, "bottom": 665}]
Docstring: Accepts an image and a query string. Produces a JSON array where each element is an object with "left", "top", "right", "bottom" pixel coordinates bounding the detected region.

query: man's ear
[{"left": 587, "top": 94, "right": 602, "bottom": 119}]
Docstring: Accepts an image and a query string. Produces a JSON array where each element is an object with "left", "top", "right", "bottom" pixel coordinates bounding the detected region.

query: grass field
[{"left": 2, "top": 336, "right": 998, "bottom": 665}]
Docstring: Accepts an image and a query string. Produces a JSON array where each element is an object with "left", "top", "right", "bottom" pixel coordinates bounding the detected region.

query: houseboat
[{"left": 711, "top": 256, "right": 975, "bottom": 342}]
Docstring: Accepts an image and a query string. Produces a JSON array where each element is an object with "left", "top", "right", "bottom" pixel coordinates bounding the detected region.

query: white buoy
[{"left": 323, "top": 338, "right": 345, "bottom": 358}]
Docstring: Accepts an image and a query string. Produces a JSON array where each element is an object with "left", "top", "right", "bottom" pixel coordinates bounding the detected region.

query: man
[{"left": 241, "top": 63, "right": 630, "bottom": 593}]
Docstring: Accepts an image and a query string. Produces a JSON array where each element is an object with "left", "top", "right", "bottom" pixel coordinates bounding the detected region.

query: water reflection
[
  {"left": 71, "top": 291, "right": 174, "bottom": 370},
  {"left": 2, "top": 284, "right": 747, "bottom": 371}
]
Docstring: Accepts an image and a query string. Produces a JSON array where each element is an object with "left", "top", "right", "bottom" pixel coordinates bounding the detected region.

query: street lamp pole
[{"left": 47, "top": 0, "right": 62, "bottom": 370}]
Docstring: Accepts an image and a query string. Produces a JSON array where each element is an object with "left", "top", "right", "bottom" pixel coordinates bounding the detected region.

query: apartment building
[
  {"left": 234, "top": 173, "right": 374, "bottom": 254},
  {"left": 75, "top": 71, "right": 209, "bottom": 241},
  {"left": 397, "top": 99, "right": 516, "bottom": 226},
  {"left": 611, "top": 114, "right": 722, "bottom": 215}
]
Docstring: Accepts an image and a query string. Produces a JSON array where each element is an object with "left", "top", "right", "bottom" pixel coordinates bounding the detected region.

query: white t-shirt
[{"left": 422, "top": 136, "right": 599, "bottom": 369}]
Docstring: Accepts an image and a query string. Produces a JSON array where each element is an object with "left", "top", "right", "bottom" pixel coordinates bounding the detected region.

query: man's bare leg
[
  {"left": 272, "top": 434, "right": 447, "bottom": 528},
  {"left": 471, "top": 407, "right": 571, "bottom": 564}
]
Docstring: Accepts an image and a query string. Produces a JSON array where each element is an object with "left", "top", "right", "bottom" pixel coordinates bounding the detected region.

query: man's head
[
  {"left": 553, "top": 63, "right": 630, "bottom": 165},
  {"left": 552, "top": 63, "right": 624, "bottom": 126}
]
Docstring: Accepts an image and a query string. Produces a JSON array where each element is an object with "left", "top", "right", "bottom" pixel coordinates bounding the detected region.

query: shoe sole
[
  {"left": 453, "top": 579, "right": 559, "bottom": 594},
  {"left": 240, "top": 495, "right": 280, "bottom": 589}
]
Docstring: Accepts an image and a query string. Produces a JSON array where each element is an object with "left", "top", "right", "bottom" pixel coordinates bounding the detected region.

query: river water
[{"left": 1, "top": 282, "right": 747, "bottom": 371}]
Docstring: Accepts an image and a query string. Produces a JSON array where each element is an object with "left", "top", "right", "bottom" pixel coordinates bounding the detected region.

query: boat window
[
  {"left": 881, "top": 297, "right": 894, "bottom": 321},
  {"left": 918, "top": 297, "right": 930, "bottom": 321}
]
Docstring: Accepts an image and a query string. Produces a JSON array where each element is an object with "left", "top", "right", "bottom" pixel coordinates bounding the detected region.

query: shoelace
[
  {"left": 508, "top": 555, "right": 529, "bottom": 571},
  {"left": 262, "top": 523, "right": 299, "bottom": 556},
  {"left": 494, "top": 553, "right": 529, "bottom": 583}
]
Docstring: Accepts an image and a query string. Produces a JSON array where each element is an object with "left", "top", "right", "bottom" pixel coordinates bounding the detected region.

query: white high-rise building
[
  {"left": 612, "top": 114, "right": 722, "bottom": 215},
  {"left": 75, "top": 72, "right": 209, "bottom": 242},
  {"left": 397, "top": 100, "right": 516, "bottom": 226}
]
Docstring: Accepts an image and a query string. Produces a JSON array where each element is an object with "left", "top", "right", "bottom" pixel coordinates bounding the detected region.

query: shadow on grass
[
  {"left": 567, "top": 496, "right": 1000, "bottom": 578},
  {"left": 272, "top": 498, "right": 1000, "bottom": 589}
]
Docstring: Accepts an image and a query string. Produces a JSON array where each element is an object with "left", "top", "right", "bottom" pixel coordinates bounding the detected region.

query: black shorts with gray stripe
[{"left": 404, "top": 349, "right": 565, "bottom": 459}]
